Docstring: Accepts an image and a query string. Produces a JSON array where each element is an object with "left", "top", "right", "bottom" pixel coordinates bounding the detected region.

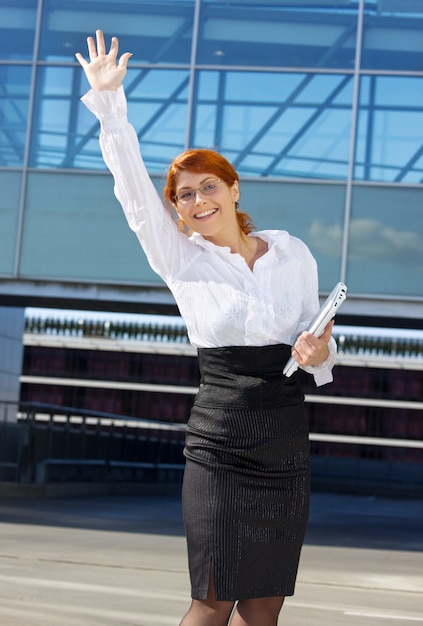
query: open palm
[{"left": 75, "top": 30, "right": 132, "bottom": 92}]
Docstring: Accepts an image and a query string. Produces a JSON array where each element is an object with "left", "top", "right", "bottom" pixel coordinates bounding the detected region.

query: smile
[{"left": 194, "top": 208, "right": 218, "bottom": 219}]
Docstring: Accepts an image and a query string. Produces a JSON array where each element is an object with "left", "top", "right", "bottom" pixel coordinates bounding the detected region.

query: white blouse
[{"left": 82, "top": 87, "right": 336, "bottom": 386}]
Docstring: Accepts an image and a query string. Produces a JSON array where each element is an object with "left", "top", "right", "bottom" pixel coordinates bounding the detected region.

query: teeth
[{"left": 195, "top": 209, "right": 217, "bottom": 219}]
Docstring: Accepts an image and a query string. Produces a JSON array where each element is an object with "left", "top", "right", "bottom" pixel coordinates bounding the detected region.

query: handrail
[
  {"left": 18, "top": 376, "right": 423, "bottom": 413},
  {"left": 16, "top": 400, "right": 186, "bottom": 429},
  {"left": 23, "top": 315, "right": 423, "bottom": 368},
  {"left": 12, "top": 401, "right": 423, "bottom": 450},
  {"left": 1, "top": 400, "right": 421, "bottom": 490}
]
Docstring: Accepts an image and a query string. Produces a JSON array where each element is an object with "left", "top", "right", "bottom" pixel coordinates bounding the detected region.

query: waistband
[{"left": 195, "top": 344, "right": 304, "bottom": 409}]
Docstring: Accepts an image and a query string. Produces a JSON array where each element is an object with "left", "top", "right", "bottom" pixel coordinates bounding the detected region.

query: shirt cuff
[
  {"left": 302, "top": 336, "right": 337, "bottom": 387},
  {"left": 80, "top": 85, "right": 127, "bottom": 127}
]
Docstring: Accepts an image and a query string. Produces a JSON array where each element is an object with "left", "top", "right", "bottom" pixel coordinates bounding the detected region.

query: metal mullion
[
  {"left": 61, "top": 66, "right": 82, "bottom": 168},
  {"left": 339, "top": 0, "right": 365, "bottom": 285},
  {"left": 214, "top": 71, "right": 226, "bottom": 151},
  {"left": 12, "top": 0, "right": 44, "bottom": 277},
  {"left": 363, "top": 74, "right": 376, "bottom": 181},
  {"left": 184, "top": 0, "right": 202, "bottom": 150}
]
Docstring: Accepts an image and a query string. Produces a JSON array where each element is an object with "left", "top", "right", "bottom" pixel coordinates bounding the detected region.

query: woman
[{"left": 76, "top": 31, "right": 336, "bottom": 626}]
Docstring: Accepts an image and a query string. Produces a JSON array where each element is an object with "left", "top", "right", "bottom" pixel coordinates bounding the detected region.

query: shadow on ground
[{"left": 0, "top": 490, "right": 422, "bottom": 553}]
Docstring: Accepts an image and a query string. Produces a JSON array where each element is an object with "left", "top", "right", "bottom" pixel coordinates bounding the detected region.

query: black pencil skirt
[{"left": 182, "top": 344, "right": 310, "bottom": 602}]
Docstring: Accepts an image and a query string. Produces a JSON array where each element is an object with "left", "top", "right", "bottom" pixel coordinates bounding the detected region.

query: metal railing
[
  {"left": 1, "top": 401, "right": 186, "bottom": 485},
  {"left": 0, "top": 398, "right": 422, "bottom": 496},
  {"left": 0, "top": 401, "right": 22, "bottom": 483},
  {"left": 24, "top": 317, "right": 423, "bottom": 368},
  {"left": 10, "top": 318, "right": 423, "bottom": 495}
]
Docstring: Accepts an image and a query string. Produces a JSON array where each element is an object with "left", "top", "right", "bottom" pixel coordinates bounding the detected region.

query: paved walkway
[{"left": 0, "top": 490, "right": 422, "bottom": 625}]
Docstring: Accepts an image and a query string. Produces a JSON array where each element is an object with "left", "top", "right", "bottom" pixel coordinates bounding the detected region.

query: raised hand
[{"left": 75, "top": 30, "right": 132, "bottom": 92}]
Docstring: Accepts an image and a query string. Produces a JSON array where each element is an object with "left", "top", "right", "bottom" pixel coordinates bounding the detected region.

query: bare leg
[
  {"left": 179, "top": 567, "right": 235, "bottom": 626},
  {"left": 229, "top": 596, "right": 284, "bottom": 626}
]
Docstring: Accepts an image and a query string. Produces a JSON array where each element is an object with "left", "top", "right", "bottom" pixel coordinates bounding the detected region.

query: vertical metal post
[
  {"left": 184, "top": 0, "right": 202, "bottom": 149},
  {"left": 340, "top": 0, "right": 365, "bottom": 284},
  {"left": 13, "top": 0, "right": 44, "bottom": 276}
]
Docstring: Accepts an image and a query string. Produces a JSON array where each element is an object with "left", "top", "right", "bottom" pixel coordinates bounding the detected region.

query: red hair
[{"left": 164, "top": 149, "right": 255, "bottom": 235}]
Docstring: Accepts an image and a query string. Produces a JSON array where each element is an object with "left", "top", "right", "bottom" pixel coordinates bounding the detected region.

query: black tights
[{"left": 179, "top": 568, "right": 284, "bottom": 626}]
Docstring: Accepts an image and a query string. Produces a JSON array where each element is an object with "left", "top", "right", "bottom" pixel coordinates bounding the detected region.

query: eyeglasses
[{"left": 173, "top": 179, "right": 223, "bottom": 206}]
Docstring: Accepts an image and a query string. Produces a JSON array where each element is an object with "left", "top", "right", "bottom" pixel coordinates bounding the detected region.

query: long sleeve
[
  {"left": 80, "top": 86, "right": 197, "bottom": 283},
  {"left": 302, "top": 338, "right": 337, "bottom": 386},
  {"left": 80, "top": 88, "right": 336, "bottom": 385},
  {"left": 293, "top": 242, "right": 337, "bottom": 385}
]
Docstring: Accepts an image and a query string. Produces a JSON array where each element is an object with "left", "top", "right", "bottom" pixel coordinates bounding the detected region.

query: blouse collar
[{"left": 189, "top": 229, "right": 290, "bottom": 257}]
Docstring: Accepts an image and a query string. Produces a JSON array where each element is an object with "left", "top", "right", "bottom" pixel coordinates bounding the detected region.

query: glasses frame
[{"left": 173, "top": 178, "right": 223, "bottom": 206}]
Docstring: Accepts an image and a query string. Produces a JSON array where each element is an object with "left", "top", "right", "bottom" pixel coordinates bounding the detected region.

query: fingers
[
  {"left": 85, "top": 30, "right": 115, "bottom": 61},
  {"left": 87, "top": 35, "right": 98, "bottom": 61},
  {"left": 74, "top": 52, "right": 87, "bottom": 67},
  {"left": 75, "top": 31, "right": 117, "bottom": 66},
  {"left": 75, "top": 31, "right": 131, "bottom": 90},
  {"left": 118, "top": 51, "right": 133, "bottom": 70},
  {"left": 320, "top": 320, "right": 334, "bottom": 343},
  {"left": 109, "top": 36, "right": 120, "bottom": 58},
  {"left": 97, "top": 31, "right": 121, "bottom": 61},
  {"left": 292, "top": 324, "right": 332, "bottom": 367},
  {"left": 96, "top": 29, "right": 106, "bottom": 56}
]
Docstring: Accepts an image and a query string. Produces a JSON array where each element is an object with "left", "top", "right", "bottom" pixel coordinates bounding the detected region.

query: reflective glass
[
  {"left": 0, "top": 65, "right": 32, "bottom": 166},
  {"left": 20, "top": 172, "right": 161, "bottom": 283},
  {"left": 347, "top": 185, "right": 423, "bottom": 297},
  {"left": 192, "top": 70, "right": 353, "bottom": 179},
  {"left": 355, "top": 75, "right": 423, "bottom": 183},
  {"left": 30, "top": 67, "right": 189, "bottom": 171},
  {"left": 0, "top": 171, "right": 21, "bottom": 275},
  {"left": 39, "top": 0, "right": 195, "bottom": 64},
  {"left": 240, "top": 179, "right": 346, "bottom": 292},
  {"left": 0, "top": 0, "right": 37, "bottom": 60},
  {"left": 197, "top": 1, "right": 358, "bottom": 68},
  {"left": 362, "top": 0, "right": 423, "bottom": 71}
]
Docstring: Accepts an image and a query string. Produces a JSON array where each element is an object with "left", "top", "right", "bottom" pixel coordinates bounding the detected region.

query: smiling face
[{"left": 174, "top": 171, "right": 240, "bottom": 244}]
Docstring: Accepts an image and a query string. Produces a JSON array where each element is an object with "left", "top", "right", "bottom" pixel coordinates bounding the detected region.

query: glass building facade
[{"left": 0, "top": 0, "right": 422, "bottom": 309}]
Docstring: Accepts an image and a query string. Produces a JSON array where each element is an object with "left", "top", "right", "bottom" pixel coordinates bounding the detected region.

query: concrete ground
[{"left": 0, "top": 489, "right": 422, "bottom": 626}]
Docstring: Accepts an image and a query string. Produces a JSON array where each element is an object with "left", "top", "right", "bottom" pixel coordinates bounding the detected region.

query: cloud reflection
[{"left": 309, "top": 218, "right": 423, "bottom": 264}]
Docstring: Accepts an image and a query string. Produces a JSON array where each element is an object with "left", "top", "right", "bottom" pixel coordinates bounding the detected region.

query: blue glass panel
[
  {"left": 127, "top": 69, "right": 190, "bottom": 170},
  {"left": 355, "top": 76, "right": 423, "bottom": 183},
  {"left": 30, "top": 67, "right": 189, "bottom": 171},
  {"left": 0, "top": 65, "right": 32, "bottom": 166},
  {"left": 362, "top": 1, "right": 423, "bottom": 71},
  {"left": 0, "top": 0, "right": 37, "bottom": 60},
  {"left": 192, "top": 70, "right": 353, "bottom": 180},
  {"left": 197, "top": 1, "right": 358, "bottom": 69},
  {"left": 0, "top": 171, "right": 22, "bottom": 275},
  {"left": 241, "top": 179, "right": 345, "bottom": 292},
  {"left": 39, "top": 0, "right": 194, "bottom": 64},
  {"left": 20, "top": 172, "right": 161, "bottom": 283},
  {"left": 347, "top": 185, "right": 423, "bottom": 297}
]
